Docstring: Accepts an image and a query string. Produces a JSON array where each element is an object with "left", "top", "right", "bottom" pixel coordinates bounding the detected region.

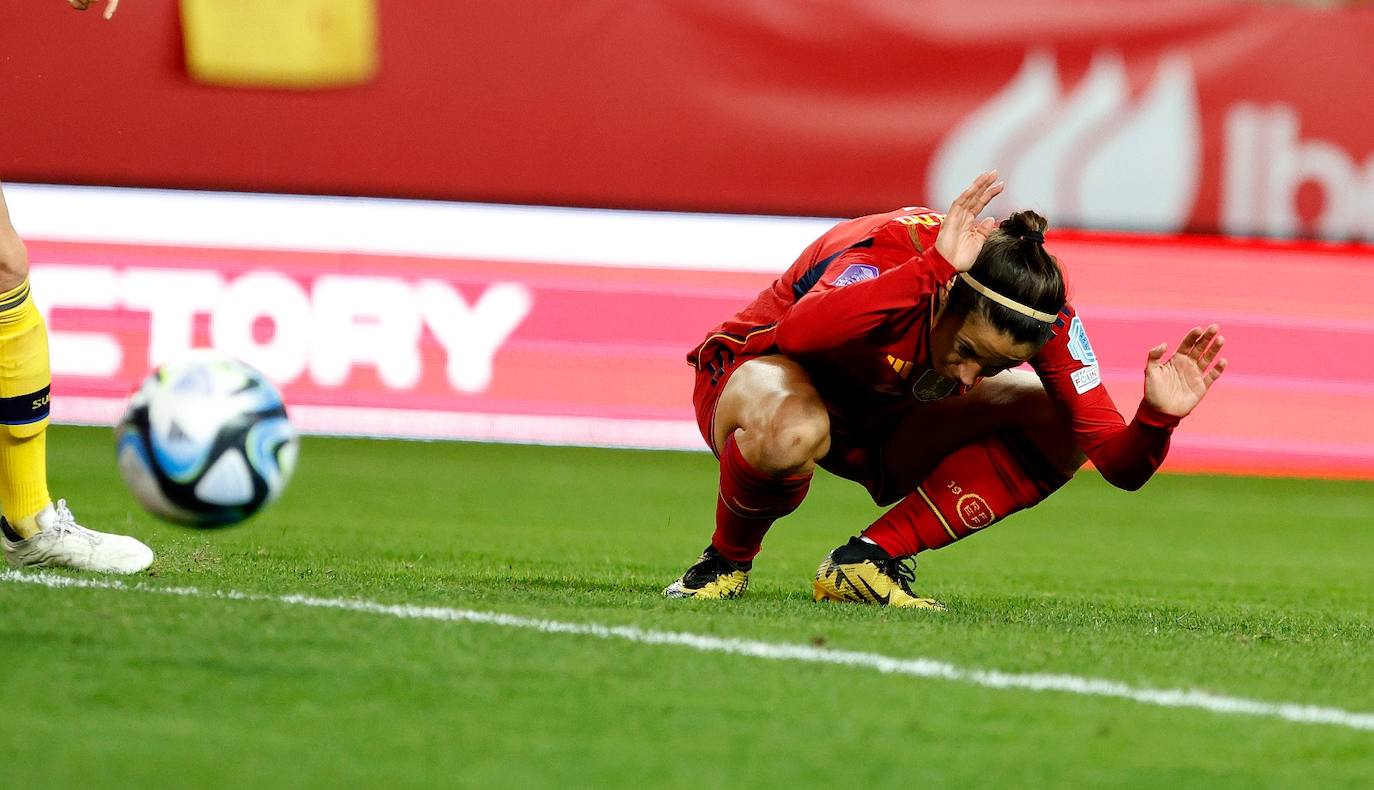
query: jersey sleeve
[
  {"left": 775, "top": 245, "right": 956, "bottom": 355},
  {"left": 1031, "top": 305, "right": 1181, "bottom": 490}
]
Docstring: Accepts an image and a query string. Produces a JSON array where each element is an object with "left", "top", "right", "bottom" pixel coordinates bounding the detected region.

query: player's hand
[
  {"left": 934, "top": 170, "right": 1005, "bottom": 272},
  {"left": 1143, "top": 325, "right": 1227, "bottom": 418},
  {"left": 68, "top": 0, "right": 120, "bottom": 19}
]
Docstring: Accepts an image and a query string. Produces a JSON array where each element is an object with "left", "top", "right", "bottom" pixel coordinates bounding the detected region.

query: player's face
[{"left": 930, "top": 311, "right": 1039, "bottom": 388}]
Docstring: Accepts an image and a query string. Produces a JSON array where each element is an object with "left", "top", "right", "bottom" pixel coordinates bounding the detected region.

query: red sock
[
  {"left": 711, "top": 432, "right": 812, "bottom": 562},
  {"left": 862, "top": 433, "right": 1069, "bottom": 557}
]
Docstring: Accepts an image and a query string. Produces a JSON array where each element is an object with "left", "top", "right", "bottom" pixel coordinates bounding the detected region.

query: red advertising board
[
  {"left": 12, "top": 185, "right": 1374, "bottom": 480},
  {"left": 3, "top": 2, "right": 1374, "bottom": 239}
]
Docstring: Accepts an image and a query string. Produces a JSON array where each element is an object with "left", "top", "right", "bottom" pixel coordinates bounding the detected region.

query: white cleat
[{"left": 2, "top": 499, "right": 154, "bottom": 574}]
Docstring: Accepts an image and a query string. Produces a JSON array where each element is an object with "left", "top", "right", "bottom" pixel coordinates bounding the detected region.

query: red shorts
[
  {"left": 690, "top": 335, "right": 773, "bottom": 457},
  {"left": 691, "top": 336, "right": 895, "bottom": 504}
]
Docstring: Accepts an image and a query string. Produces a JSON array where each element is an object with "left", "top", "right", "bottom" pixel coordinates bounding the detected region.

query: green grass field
[{"left": 1, "top": 426, "right": 1371, "bottom": 788}]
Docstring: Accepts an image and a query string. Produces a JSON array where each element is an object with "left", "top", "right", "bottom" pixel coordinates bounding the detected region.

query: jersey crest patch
[
  {"left": 833, "top": 263, "right": 879, "bottom": 287},
  {"left": 910, "top": 369, "right": 959, "bottom": 401},
  {"left": 1067, "top": 316, "right": 1097, "bottom": 365},
  {"left": 1066, "top": 317, "right": 1101, "bottom": 394}
]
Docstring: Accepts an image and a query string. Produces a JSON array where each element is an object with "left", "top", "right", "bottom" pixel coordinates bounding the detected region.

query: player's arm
[
  {"left": 775, "top": 247, "right": 955, "bottom": 354},
  {"left": 1033, "top": 310, "right": 1227, "bottom": 490},
  {"left": 777, "top": 171, "right": 1005, "bottom": 354}
]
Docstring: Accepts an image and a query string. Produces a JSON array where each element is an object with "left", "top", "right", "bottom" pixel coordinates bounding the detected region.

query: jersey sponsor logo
[
  {"left": 911, "top": 369, "right": 959, "bottom": 401},
  {"left": 833, "top": 263, "right": 879, "bottom": 287},
  {"left": 1071, "top": 365, "right": 1102, "bottom": 395}
]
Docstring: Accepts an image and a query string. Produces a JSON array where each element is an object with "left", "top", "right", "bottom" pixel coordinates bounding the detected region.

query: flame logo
[{"left": 928, "top": 51, "right": 1201, "bottom": 232}]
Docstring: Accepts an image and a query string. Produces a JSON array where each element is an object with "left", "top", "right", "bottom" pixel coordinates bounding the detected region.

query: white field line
[{"left": 3, "top": 569, "right": 1371, "bottom": 733}]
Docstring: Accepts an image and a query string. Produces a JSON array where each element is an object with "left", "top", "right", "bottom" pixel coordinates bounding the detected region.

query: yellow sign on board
[{"left": 181, "top": 0, "right": 378, "bottom": 88}]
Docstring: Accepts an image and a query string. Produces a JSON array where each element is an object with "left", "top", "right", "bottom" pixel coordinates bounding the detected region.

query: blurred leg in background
[{"left": 0, "top": 179, "right": 153, "bottom": 573}]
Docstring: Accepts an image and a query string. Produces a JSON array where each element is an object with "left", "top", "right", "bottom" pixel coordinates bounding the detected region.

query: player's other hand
[
  {"left": 1143, "top": 325, "right": 1227, "bottom": 418},
  {"left": 934, "top": 170, "right": 1005, "bottom": 272},
  {"left": 68, "top": 0, "right": 120, "bottom": 19}
]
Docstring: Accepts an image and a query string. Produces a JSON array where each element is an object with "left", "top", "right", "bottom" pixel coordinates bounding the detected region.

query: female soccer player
[{"left": 665, "top": 171, "right": 1226, "bottom": 607}]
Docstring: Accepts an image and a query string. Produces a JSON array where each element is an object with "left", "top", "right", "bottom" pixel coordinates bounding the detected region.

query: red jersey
[{"left": 688, "top": 207, "right": 1181, "bottom": 490}]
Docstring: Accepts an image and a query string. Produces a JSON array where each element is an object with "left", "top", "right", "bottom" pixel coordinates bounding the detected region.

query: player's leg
[
  {"left": 865, "top": 368, "right": 1082, "bottom": 552},
  {"left": 884, "top": 369, "right": 1080, "bottom": 494},
  {"left": 815, "top": 370, "right": 1081, "bottom": 607},
  {"left": 0, "top": 232, "right": 52, "bottom": 540},
  {"left": 665, "top": 355, "right": 829, "bottom": 599},
  {"left": 0, "top": 185, "right": 152, "bottom": 572}
]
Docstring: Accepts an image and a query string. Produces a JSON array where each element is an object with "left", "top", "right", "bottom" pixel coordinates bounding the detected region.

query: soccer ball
[{"left": 115, "top": 350, "right": 299, "bottom": 527}]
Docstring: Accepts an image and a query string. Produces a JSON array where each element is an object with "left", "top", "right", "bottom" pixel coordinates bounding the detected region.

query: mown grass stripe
[{"left": 4, "top": 568, "right": 1371, "bottom": 733}]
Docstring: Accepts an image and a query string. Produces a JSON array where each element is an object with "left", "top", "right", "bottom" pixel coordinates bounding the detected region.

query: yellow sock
[{"left": 0, "top": 279, "right": 52, "bottom": 539}]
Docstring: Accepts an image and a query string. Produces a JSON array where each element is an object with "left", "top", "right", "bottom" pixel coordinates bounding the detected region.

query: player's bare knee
[
  {"left": 974, "top": 370, "right": 1060, "bottom": 432},
  {"left": 716, "top": 356, "right": 829, "bottom": 474},
  {"left": 0, "top": 233, "right": 29, "bottom": 292},
  {"left": 993, "top": 369, "right": 1052, "bottom": 411},
  {"left": 771, "top": 417, "right": 830, "bottom": 471},
  {"left": 751, "top": 398, "right": 829, "bottom": 475},
  {"left": 733, "top": 392, "right": 828, "bottom": 476}
]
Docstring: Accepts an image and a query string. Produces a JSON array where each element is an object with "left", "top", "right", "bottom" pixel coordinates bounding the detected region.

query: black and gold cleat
[
  {"left": 813, "top": 537, "right": 944, "bottom": 609},
  {"left": 663, "top": 545, "right": 751, "bottom": 599}
]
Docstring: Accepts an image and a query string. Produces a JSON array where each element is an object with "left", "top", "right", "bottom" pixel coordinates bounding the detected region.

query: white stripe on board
[
  {"left": 2, "top": 568, "right": 1371, "bottom": 733},
  {"left": 5, "top": 183, "right": 836, "bottom": 272}
]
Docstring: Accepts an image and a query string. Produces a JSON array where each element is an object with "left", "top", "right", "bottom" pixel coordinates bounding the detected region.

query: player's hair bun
[
  {"left": 950, "top": 209, "right": 1066, "bottom": 346},
  {"left": 1000, "top": 210, "right": 1048, "bottom": 245}
]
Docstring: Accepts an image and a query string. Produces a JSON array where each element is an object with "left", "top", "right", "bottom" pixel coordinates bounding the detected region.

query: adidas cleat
[
  {"left": 663, "top": 545, "right": 751, "bottom": 599},
  {"left": 813, "top": 536, "right": 944, "bottom": 609},
  {"left": 2, "top": 500, "right": 155, "bottom": 574}
]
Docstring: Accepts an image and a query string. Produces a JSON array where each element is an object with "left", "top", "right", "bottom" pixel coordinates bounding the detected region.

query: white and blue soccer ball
[{"left": 115, "top": 349, "right": 299, "bottom": 527}]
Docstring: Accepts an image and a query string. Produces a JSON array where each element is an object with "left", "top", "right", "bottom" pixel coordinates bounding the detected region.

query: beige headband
[{"left": 957, "top": 272, "right": 1058, "bottom": 324}]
